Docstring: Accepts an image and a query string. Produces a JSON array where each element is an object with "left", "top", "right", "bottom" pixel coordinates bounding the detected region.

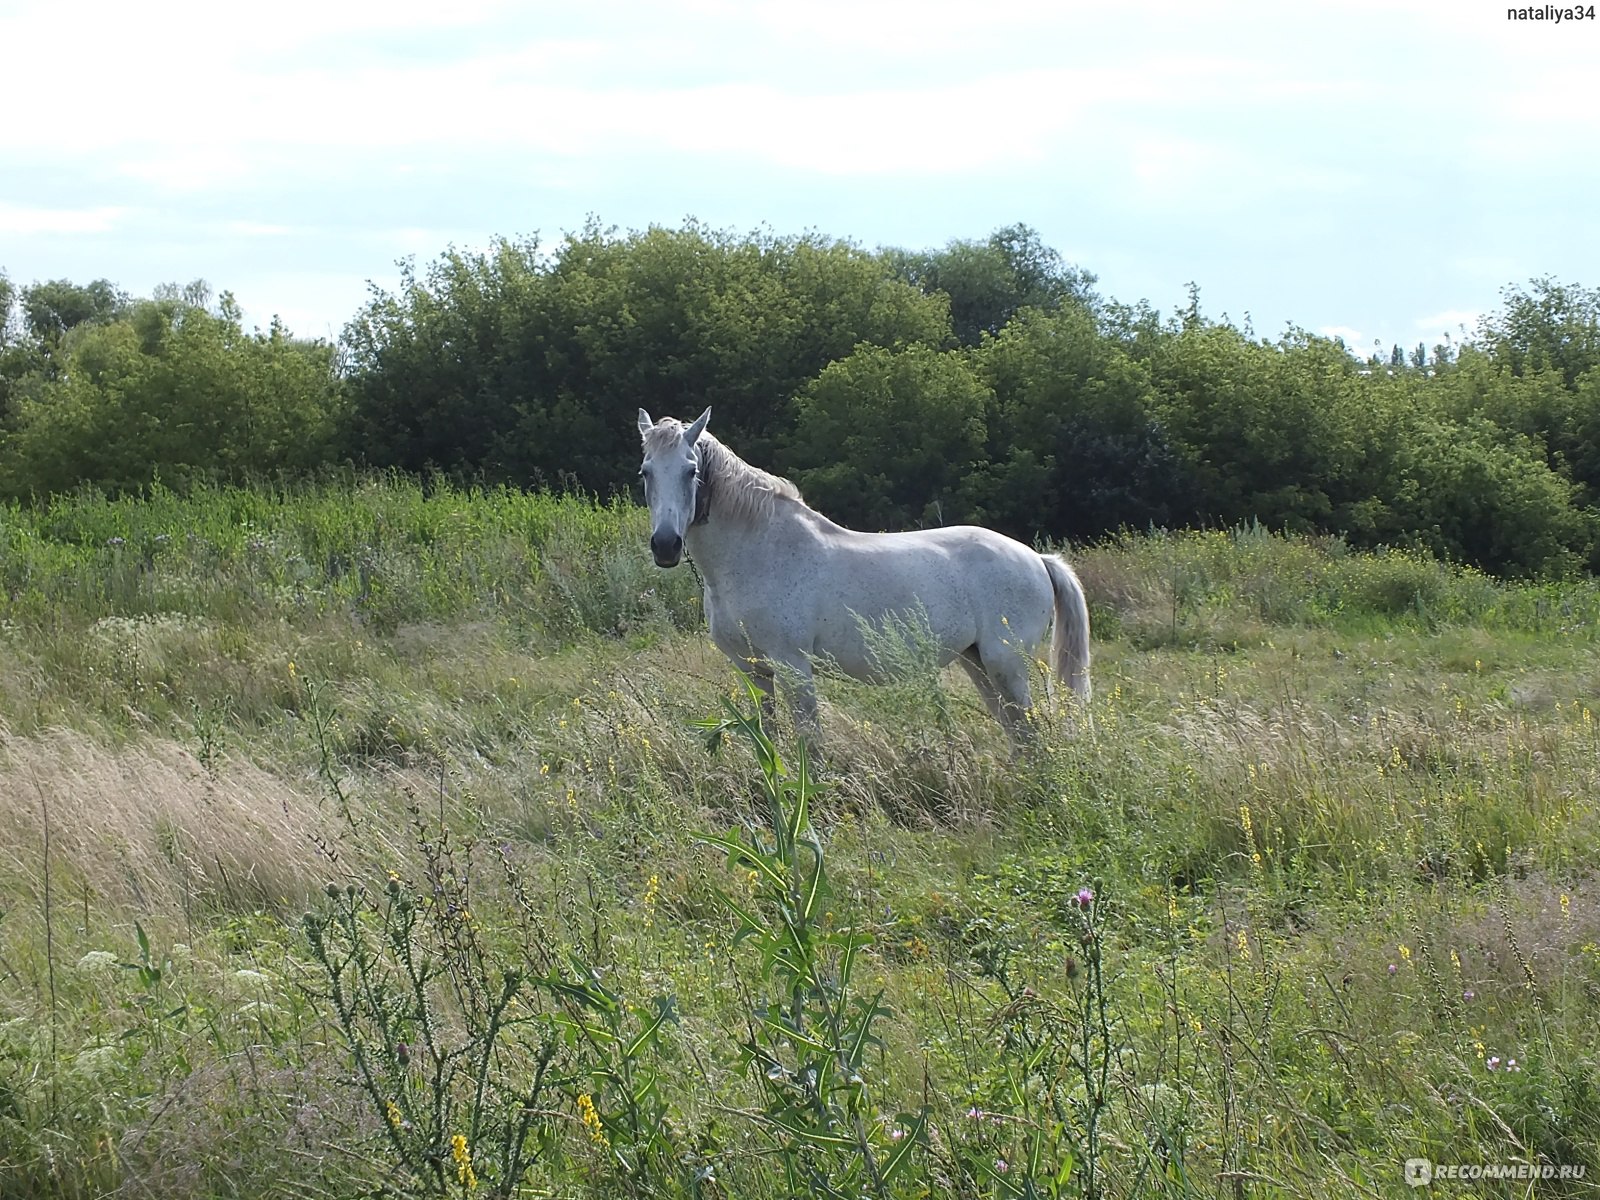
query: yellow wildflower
[
  {"left": 578, "top": 1093, "right": 609, "bottom": 1147},
  {"left": 643, "top": 874, "right": 660, "bottom": 927},
  {"left": 450, "top": 1133, "right": 477, "bottom": 1189}
]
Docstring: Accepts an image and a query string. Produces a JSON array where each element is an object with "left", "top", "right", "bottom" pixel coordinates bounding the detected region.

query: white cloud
[
  {"left": 0, "top": 204, "right": 127, "bottom": 234},
  {"left": 222, "top": 221, "right": 296, "bottom": 238},
  {"left": 1414, "top": 310, "right": 1478, "bottom": 336},
  {"left": 1318, "top": 325, "right": 1364, "bottom": 346}
]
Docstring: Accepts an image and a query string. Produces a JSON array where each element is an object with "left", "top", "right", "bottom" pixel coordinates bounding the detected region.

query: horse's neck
[
  {"left": 684, "top": 500, "right": 809, "bottom": 587},
  {"left": 683, "top": 514, "right": 758, "bottom": 587}
]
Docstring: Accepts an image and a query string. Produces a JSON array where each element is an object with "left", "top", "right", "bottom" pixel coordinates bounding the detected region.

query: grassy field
[{"left": 2, "top": 478, "right": 1598, "bottom": 1198}]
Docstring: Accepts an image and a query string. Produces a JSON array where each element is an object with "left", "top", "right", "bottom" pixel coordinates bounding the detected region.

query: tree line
[{"left": 3, "top": 221, "right": 1598, "bottom": 576}]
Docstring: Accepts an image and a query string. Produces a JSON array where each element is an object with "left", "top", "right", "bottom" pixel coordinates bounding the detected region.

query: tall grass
[{"left": 1, "top": 482, "right": 1598, "bottom": 1197}]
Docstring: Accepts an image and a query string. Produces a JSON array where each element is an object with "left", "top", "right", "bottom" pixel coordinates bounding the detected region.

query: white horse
[{"left": 637, "top": 407, "right": 1091, "bottom": 744}]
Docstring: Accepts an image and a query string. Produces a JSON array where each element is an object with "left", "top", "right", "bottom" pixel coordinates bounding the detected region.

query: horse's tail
[{"left": 1041, "top": 553, "right": 1092, "bottom": 705}]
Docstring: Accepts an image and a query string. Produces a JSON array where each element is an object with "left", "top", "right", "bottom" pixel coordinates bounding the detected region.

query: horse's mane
[{"left": 642, "top": 420, "right": 805, "bottom": 524}]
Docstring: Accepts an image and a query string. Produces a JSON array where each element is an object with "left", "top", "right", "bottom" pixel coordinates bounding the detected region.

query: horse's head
[{"left": 637, "top": 406, "right": 711, "bottom": 567}]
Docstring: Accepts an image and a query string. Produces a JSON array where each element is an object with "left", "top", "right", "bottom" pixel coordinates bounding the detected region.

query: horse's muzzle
[{"left": 650, "top": 532, "right": 683, "bottom": 568}]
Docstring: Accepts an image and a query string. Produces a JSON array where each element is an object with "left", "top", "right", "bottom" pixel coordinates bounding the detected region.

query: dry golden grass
[{"left": 0, "top": 724, "right": 395, "bottom": 918}]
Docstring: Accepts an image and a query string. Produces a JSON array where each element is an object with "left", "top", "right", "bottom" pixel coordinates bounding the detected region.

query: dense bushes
[
  {"left": 4, "top": 227, "right": 1599, "bottom": 576},
  {"left": 0, "top": 286, "right": 339, "bottom": 496}
]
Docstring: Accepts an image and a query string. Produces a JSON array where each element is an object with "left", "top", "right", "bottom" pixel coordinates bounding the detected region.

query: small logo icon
[{"left": 1405, "top": 1159, "right": 1433, "bottom": 1188}]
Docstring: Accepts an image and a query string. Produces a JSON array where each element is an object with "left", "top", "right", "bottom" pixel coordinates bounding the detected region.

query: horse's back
[{"left": 788, "top": 520, "right": 1052, "bottom": 665}]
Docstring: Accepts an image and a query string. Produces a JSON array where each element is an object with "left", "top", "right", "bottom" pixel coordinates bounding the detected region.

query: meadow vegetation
[
  {"left": 2, "top": 480, "right": 1597, "bottom": 1197},
  {"left": 5, "top": 225, "right": 1600, "bottom": 576}
]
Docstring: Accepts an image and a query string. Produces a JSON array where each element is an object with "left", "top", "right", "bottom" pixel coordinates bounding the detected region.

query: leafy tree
[
  {"left": 884, "top": 223, "right": 1096, "bottom": 346},
  {"left": 1477, "top": 277, "right": 1600, "bottom": 389},
  {"left": 781, "top": 343, "right": 989, "bottom": 531},
  {"left": 0, "top": 291, "right": 340, "bottom": 498},
  {"left": 1389, "top": 417, "right": 1588, "bottom": 577},
  {"left": 0, "top": 273, "right": 14, "bottom": 345},
  {"left": 343, "top": 223, "right": 952, "bottom": 493},
  {"left": 19, "top": 277, "right": 128, "bottom": 345},
  {"left": 969, "top": 304, "right": 1186, "bottom": 539},
  {"left": 1146, "top": 320, "right": 1371, "bottom": 531}
]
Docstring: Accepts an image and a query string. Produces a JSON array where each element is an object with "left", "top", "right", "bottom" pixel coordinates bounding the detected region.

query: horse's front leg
[
  {"left": 742, "top": 658, "right": 778, "bottom": 724},
  {"left": 769, "top": 652, "right": 821, "bottom": 746}
]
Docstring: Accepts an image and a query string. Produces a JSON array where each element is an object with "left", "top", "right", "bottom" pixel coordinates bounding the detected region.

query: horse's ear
[
  {"left": 686, "top": 406, "right": 712, "bottom": 444},
  {"left": 637, "top": 408, "right": 655, "bottom": 437}
]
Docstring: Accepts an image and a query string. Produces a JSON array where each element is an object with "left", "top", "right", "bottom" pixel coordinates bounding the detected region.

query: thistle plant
[{"left": 965, "top": 885, "right": 1120, "bottom": 1199}]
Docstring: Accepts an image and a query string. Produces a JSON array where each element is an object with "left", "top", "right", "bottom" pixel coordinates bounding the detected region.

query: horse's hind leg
[
  {"left": 964, "top": 645, "right": 1035, "bottom": 750},
  {"left": 958, "top": 648, "right": 1009, "bottom": 727}
]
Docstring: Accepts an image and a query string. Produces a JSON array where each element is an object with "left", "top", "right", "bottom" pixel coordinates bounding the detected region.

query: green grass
[{"left": 1, "top": 478, "right": 1598, "bottom": 1197}]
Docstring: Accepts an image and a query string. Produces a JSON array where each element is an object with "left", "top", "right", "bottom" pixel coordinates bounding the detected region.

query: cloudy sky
[{"left": 1, "top": 0, "right": 1594, "bottom": 355}]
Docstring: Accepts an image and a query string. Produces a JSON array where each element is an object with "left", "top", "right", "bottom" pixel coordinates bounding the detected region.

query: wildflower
[
  {"left": 76, "top": 950, "right": 119, "bottom": 974},
  {"left": 995, "top": 1158, "right": 1009, "bottom": 1174},
  {"left": 966, "top": 1106, "right": 984, "bottom": 1121},
  {"left": 1487, "top": 1056, "right": 1501, "bottom": 1071},
  {"left": 889, "top": 1126, "right": 906, "bottom": 1141},
  {"left": 1398, "top": 944, "right": 1412, "bottom": 964},
  {"left": 578, "top": 1093, "right": 609, "bottom": 1147},
  {"left": 1388, "top": 963, "right": 1397, "bottom": 975},
  {"left": 1561, "top": 893, "right": 1571, "bottom": 920},
  {"left": 643, "top": 874, "right": 661, "bottom": 927},
  {"left": 1072, "top": 886, "right": 1094, "bottom": 908},
  {"left": 1507, "top": 1058, "right": 1520, "bottom": 1071},
  {"left": 1463, "top": 990, "right": 1475, "bottom": 1002},
  {"left": 450, "top": 1133, "right": 477, "bottom": 1188},
  {"left": 1236, "top": 929, "right": 1251, "bottom": 960}
]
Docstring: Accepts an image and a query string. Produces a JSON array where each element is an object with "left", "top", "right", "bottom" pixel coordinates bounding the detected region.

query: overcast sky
[{"left": 1, "top": 0, "right": 1595, "bottom": 356}]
